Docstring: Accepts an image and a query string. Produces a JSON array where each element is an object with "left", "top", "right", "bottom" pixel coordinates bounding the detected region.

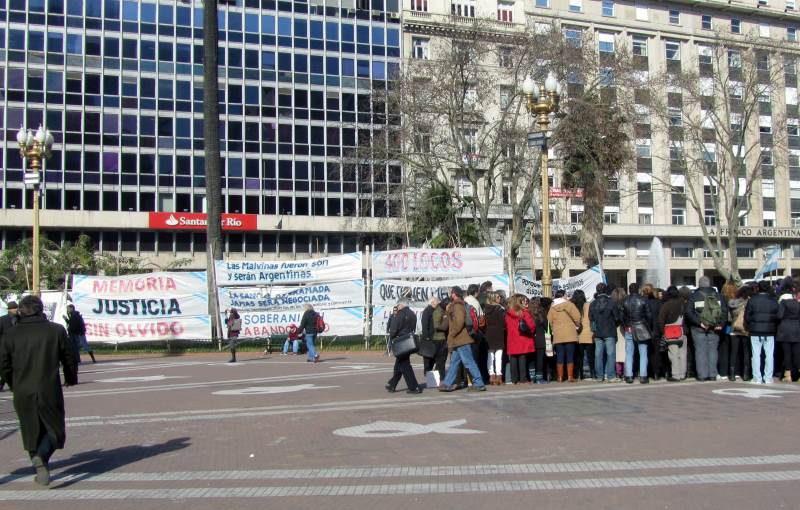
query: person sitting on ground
[{"left": 282, "top": 324, "right": 301, "bottom": 355}]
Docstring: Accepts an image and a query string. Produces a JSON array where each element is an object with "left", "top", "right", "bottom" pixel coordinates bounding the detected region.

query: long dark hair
[{"left": 571, "top": 289, "right": 587, "bottom": 313}]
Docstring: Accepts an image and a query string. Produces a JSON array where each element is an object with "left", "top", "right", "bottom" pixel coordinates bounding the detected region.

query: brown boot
[
  {"left": 556, "top": 363, "right": 564, "bottom": 382},
  {"left": 567, "top": 363, "right": 576, "bottom": 382}
]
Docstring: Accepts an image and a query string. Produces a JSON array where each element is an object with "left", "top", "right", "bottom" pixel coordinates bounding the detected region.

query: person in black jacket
[
  {"left": 685, "top": 276, "right": 727, "bottom": 381},
  {"left": 0, "top": 295, "right": 78, "bottom": 486},
  {"left": 529, "top": 297, "right": 552, "bottom": 384},
  {"left": 296, "top": 304, "right": 320, "bottom": 363},
  {"left": 65, "top": 304, "right": 96, "bottom": 364},
  {"left": 0, "top": 301, "right": 19, "bottom": 391},
  {"left": 777, "top": 283, "right": 800, "bottom": 382},
  {"left": 589, "top": 283, "right": 622, "bottom": 382},
  {"left": 745, "top": 280, "right": 780, "bottom": 384},
  {"left": 622, "top": 283, "right": 652, "bottom": 384},
  {"left": 642, "top": 284, "right": 664, "bottom": 381},
  {"left": 385, "top": 299, "right": 421, "bottom": 394}
]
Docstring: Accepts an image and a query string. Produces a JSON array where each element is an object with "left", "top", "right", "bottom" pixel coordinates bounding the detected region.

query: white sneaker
[
  {"left": 750, "top": 379, "right": 763, "bottom": 385},
  {"left": 764, "top": 379, "right": 775, "bottom": 384},
  {"left": 715, "top": 375, "right": 724, "bottom": 381}
]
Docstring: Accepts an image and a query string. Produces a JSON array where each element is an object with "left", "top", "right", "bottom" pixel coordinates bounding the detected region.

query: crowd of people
[{"left": 384, "top": 275, "right": 800, "bottom": 393}]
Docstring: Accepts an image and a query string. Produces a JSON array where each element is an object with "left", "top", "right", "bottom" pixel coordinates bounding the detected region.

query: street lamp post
[
  {"left": 17, "top": 125, "right": 54, "bottom": 296},
  {"left": 523, "top": 73, "right": 560, "bottom": 298}
]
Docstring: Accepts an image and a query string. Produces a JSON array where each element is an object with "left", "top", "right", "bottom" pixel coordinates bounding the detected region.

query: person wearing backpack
[
  {"left": 657, "top": 286, "right": 687, "bottom": 381},
  {"left": 439, "top": 286, "right": 486, "bottom": 392},
  {"left": 225, "top": 308, "right": 242, "bottom": 363},
  {"left": 589, "top": 283, "right": 622, "bottom": 383},
  {"left": 685, "top": 276, "right": 727, "bottom": 381},
  {"left": 297, "top": 304, "right": 321, "bottom": 363},
  {"left": 745, "top": 280, "right": 780, "bottom": 384}
]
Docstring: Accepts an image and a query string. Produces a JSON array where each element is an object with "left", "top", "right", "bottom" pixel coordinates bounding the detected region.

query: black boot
[
  {"left": 89, "top": 351, "right": 97, "bottom": 363},
  {"left": 228, "top": 349, "right": 236, "bottom": 363}
]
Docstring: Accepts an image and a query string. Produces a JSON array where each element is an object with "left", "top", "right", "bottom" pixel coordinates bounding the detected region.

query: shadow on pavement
[{"left": 10, "top": 436, "right": 191, "bottom": 488}]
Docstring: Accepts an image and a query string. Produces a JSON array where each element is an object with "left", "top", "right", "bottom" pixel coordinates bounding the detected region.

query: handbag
[
  {"left": 390, "top": 333, "right": 418, "bottom": 357},
  {"left": 417, "top": 338, "right": 438, "bottom": 358},
  {"left": 663, "top": 316, "right": 685, "bottom": 346},
  {"left": 631, "top": 321, "right": 652, "bottom": 342}
]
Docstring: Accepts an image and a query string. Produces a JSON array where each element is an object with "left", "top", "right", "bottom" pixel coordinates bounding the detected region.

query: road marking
[
  {"left": 333, "top": 419, "right": 483, "bottom": 438},
  {"left": 97, "top": 376, "right": 189, "bottom": 383},
  {"left": 713, "top": 387, "right": 799, "bottom": 399},
  {"left": 3, "top": 454, "right": 800, "bottom": 485},
  {"left": 212, "top": 384, "right": 338, "bottom": 396},
  {"left": 0, "top": 470, "right": 799, "bottom": 500},
  {"left": 0, "top": 378, "right": 711, "bottom": 430},
  {"left": 330, "top": 365, "right": 376, "bottom": 370}
]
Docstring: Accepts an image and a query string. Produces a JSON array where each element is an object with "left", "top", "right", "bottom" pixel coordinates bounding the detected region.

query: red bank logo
[{"left": 149, "top": 213, "right": 257, "bottom": 231}]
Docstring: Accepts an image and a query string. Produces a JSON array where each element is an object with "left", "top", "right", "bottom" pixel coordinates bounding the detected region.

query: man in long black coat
[
  {"left": 0, "top": 300, "right": 19, "bottom": 391},
  {"left": 0, "top": 295, "right": 78, "bottom": 486}
]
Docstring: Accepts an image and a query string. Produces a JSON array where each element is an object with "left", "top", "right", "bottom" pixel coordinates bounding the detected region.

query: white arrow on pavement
[
  {"left": 333, "top": 419, "right": 484, "bottom": 438},
  {"left": 212, "top": 384, "right": 338, "bottom": 396},
  {"left": 97, "top": 375, "right": 189, "bottom": 383}
]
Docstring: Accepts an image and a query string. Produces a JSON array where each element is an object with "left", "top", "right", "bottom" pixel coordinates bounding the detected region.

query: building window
[
  {"left": 636, "top": 140, "right": 651, "bottom": 158},
  {"left": 569, "top": 0, "right": 582, "bottom": 13},
  {"left": 737, "top": 246, "right": 754, "bottom": 258},
  {"left": 502, "top": 183, "right": 513, "bottom": 204},
  {"left": 598, "top": 33, "right": 615, "bottom": 53},
  {"left": 571, "top": 245, "right": 582, "bottom": 258},
  {"left": 603, "top": 211, "right": 619, "bottom": 224},
  {"left": 451, "top": 0, "right": 476, "bottom": 17},
  {"left": 702, "top": 15, "right": 713, "bottom": 30},
  {"left": 672, "top": 208, "right": 686, "bottom": 225},
  {"left": 602, "top": 0, "right": 614, "bottom": 17},
  {"left": 789, "top": 0, "right": 797, "bottom": 10},
  {"left": 789, "top": 27, "right": 797, "bottom": 42},
  {"left": 565, "top": 28, "right": 582, "bottom": 48},
  {"left": 410, "top": 0, "right": 428, "bottom": 11},
  {"left": 671, "top": 245, "right": 693, "bottom": 258},
  {"left": 761, "top": 148, "right": 773, "bottom": 166},
  {"left": 666, "top": 41, "right": 680, "bottom": 61},
  {"left": 632, "top": 35, "right": 648, "bottom": 56},
  {"left": 570, "top": 209, "right": 584, "bottom": 224},
  {"left": 669, "top": 10, "right": 680, "bottom": 25},
  {"left": 760, "top": 23, "right": 770, "bottom": 38},
  {"left": 638, "top": 213, "right": 652, "bottom": 225},
  {"left": 731, "top": 18, "right": 741, "bottom": 34},
  {"left": 668, "top": 107, "right": 683, "bottom": 127},
  {"left": 412, "top": 37, "right": 429, "bottom": 59},
  {"left": 635, "top": 2, "right": 648, "bottom": 21},
  {"left": 498, "top": 46, "right": 513, "bottom": 68},
  {"left": 498, "top": 2, "right": 514, "bottom": 22},
  {"left": 698, "top": 45, "right": 712, "bottom": 66},
  {"left": 704, "top": 209, "right": 717, "bottom": 226},
  {"left": 535, "top": 0, "right": 549, "bottom": 7}
]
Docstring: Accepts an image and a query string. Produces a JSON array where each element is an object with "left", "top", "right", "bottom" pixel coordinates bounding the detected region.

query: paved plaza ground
[{"left": 1, "top": 351, "right": 799, "bottom": 509}]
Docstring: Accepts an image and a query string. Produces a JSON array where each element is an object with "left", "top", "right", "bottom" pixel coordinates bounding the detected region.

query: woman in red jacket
[{"left": 505, "top": 294, "right": 536, "bottom": 384}]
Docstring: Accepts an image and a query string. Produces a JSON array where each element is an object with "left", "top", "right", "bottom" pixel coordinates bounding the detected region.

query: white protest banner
[
  {"left": 371, "top": 305, "right": 427, "bottom": 336},
  {"left": 40, "top": 291, "right": 69, "bottom": 328},
  {"left": 72, "top": 272, "right": 208, "bottom": 297},
  {"left": 237, "top": 307, "right": 364, "bottom": 338},
  {"left": 218, "top": 280, "right": 365, "bottom": 312},
  {"left": 371, "top": 247, "right": 504, "bottom": 279},
  {"left": 84, "top": 315, "right": 212, "bottom": 344},
  {"left": 72, "top": 292, "right": 209, "bottom": 319},
  {"left": 514, "top": 266, "right": 605, "bottom": 299},
  {"left": 372, "top": 274, "right": 510, "bottom": 307},
  {"left": 215, "top": 253, "right": 363, "bottom": 286}
]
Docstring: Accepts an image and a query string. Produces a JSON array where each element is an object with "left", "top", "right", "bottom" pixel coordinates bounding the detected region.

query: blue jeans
[
  {"left": 283, "top": 339, "right": 300, "bottom": 354},
  {"left": 305, "top": 334, "right": 317, "bottom": 361},
  {"left": 750, "top": 336, "right": 775, "bottom": 383},
  {"left": 555, "top": 342, "right": 576, "bottom": 364},
  {"left": 443, "top": 344, "right": 484, "bottom": 388},
  {"left": 595, "top": 337, "right": 616, "bottom": 380},
  {"left": 624, "top": 332, "right": 648, "bottom": 378}
]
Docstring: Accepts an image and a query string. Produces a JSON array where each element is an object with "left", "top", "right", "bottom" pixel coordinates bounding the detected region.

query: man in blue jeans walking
[
  {"left": 622, "top": 283, "right": 652, "bottom": 384},
  {"left": 439, "top": 287, "right": 486, "bottom": 392},
  {"left": 745, "top": 280, "right": 779, "bottom": 384},
  {"left": 296, "top": 304, "right": 320, "bottom": 363},
  {"left": 589, "top": 283, "right": 622, "bottom": 382}
]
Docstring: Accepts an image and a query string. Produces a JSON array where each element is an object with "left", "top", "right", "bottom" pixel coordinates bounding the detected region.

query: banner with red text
[
  {"left": 83, "top": 315, "right": 212, "bottom": 344},
  {"left": 236, "top": 307, "right": 364, "bottom": 338},
  {"left": 72, "top": 272, "right": 207, "bottom": 297},
  {"left": 148, "top": 212, "right": 257, "bottom": 231},
  {"left": 371, "top": 247, "right": 504, "bottom": 279}
]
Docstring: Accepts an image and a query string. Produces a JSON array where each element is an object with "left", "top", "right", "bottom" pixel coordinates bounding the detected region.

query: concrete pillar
[
  {"left": 627, "top": 268, "right": 637, "bottom": 287},
  {"left": 695, "top": 268, "right": 704, "bottom": 285}
]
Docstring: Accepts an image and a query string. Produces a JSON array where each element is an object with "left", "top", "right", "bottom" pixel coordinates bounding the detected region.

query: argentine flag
[{"left": 755, "top": 245, "right": 781, "bottom": 281}]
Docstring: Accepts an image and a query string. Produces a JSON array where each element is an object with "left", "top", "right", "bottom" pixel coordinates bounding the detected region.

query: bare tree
[{"left": 647, "top": 32, "right": 789, "bottom": 283}]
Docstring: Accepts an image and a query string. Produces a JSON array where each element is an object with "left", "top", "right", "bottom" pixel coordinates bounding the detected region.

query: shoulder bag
[
  {"left": 390, "top": 333, "right": 418, "bottom": 357},
  {"left": 631, "top": 321, "right": 652, "bottom": 342}
]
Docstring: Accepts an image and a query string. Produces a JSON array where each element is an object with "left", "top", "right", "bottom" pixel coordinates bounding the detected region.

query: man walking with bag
[
  {"left": 385, "top": 299, "right": 422, "bottom": 394},
  {"left": 685, "top": 276, "right": 727, "bottom": 381},
  {"left": 0, "top": 295, "right": 78, "bottom": 486}
]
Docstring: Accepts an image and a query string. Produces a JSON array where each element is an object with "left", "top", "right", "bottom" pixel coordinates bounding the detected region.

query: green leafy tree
[{"left": 409, "top": 182, "right": 481, "bottom": 248}]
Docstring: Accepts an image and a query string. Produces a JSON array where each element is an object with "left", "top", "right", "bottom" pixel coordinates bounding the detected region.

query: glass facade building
[{"left": 0, "top": 0, "right": 403, "bottom": 259}]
